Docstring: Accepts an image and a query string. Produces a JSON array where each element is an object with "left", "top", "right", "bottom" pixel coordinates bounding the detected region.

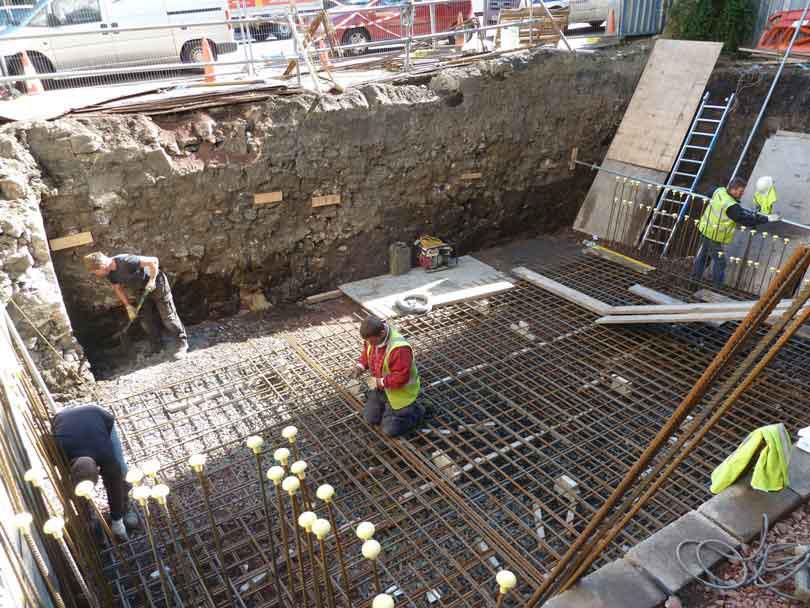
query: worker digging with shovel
[{"left": 83, "top": 252, "right": 188, "bottom": 360}]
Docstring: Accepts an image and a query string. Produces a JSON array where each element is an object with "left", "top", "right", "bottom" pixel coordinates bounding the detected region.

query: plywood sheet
[
  {"left": 573, "top": 159, "right": 666, "bottom": 241},
  {"left": 49, "top": 231, "right": 93, "bottom": 251},
  {"left": 339, "top": 256, "right": 514, "bottom": 318},
  {"left": 606, "top": 39, "right": 723, "bottom": 172}
]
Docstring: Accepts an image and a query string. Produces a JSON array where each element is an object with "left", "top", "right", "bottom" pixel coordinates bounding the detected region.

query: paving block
[
  {"left": 625, "top": 510, "right": 737, "bottom": 594},
  {"left": 789, "top": 444, "right": 810, "bottom": 499},
  {"left": 543, "top": 559, "right": 666, "bottom": 608},
  {"left": 698, "top": 481, "right": 801, "bottom": 542}
]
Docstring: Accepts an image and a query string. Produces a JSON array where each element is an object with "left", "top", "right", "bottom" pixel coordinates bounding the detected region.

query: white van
[
  {"left": 568, "top": 0, "right": 613, "bottom": 27},
  {"left": 0, "top": 0, "right": 237, "bottom": 82}
]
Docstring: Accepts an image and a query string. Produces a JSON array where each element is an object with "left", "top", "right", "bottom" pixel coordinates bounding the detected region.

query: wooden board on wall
[
  {"left": 312, "top": 194, "right": 341, "bottom": 208},
  {"left": 605, "top": 39, "right": 723, "bottom": 172},
  {"left": 49, "top": 231, "right": 93, "bottom": 251},
  {"left": 254, "top": 191, "right": 283, "bottom": 205}
]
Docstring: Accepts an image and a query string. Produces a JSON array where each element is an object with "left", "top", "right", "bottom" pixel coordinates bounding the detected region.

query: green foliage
[{"left": 667, "top": 0, "right": 756, "bottom": 52}]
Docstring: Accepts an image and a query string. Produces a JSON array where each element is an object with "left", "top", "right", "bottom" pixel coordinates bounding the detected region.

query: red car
[{"left": 326, "top": 0, "right": 474, "bottom": 53}]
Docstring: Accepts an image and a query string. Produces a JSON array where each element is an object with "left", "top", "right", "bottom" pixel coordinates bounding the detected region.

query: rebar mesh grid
[{"left": 99, "top": 254, "right": 810, "bottom": 607}]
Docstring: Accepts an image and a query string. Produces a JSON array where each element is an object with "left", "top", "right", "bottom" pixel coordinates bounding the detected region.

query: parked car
[
  {"left": 476, "top": 0, "right": 609, "bottom": 27},
  {"left": 0, "top": 0, "right": 238, "bottom": 86},
  {"left": 326, "top": 0, "right": 474, "bottom": 54}
]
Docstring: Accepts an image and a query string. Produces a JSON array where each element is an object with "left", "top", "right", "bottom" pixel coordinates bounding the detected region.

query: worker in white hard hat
[{"left": 754, "top": 176, "right": 777, "bottom": 215}]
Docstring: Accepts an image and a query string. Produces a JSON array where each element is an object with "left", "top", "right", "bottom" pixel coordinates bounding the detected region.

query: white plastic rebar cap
[
  {"left": 372, "top": 594, "right": 394, "bottom": 608},
  {"left": 290, "top": 461, "right": 307, "bottom": 477},
  {"left": 282, "top": 476, "right": 300, "bottom": 494},
  {"left": 151, "top": 484, "right": 170, "bottom": 504},
  {"left": 316, "top": 484, "right": 335, "bottom": 502},
  {"left": 142, "top": 459, "right": 160, "bottom": 476},
  {"left": 267, "top": 466, "right": 285, "bottom": 483},
  {"left": 282, "top": 426, "right": 298, "bottom": 441},
  {"left": 133, "top": 485, "right": 152, "bottom": 504},
  {"left": 273, "top": 448, "right": 290, "bottom": 464},
  {"left": 362, "top": 539, "right": 381, "bottom": 560},
  {"left": 43, "top": 517, "right": 65, "bottom": 539},
  {"left": 24, "top": 467, "right": 45, "bottom": 487},
  {"left": 75, "top": 479, "right": 95, "bottom": 498},
  {"left": 298, "top": 511, "right": 317, "bottom": 530},
  {"left": 246, "top": 435, "right": 264, "bottom": 453},
  {"left": 125, "top": 469, "right": 144, "bottom": 485},
  {"left": 496, "top": 570, "right": 517, "bottom": 592},
  {"left": 356, "top": 521, "right": 375, "bottom": 541},
  {"left": 12, "top": 512, "right": 33, "bottom": 533},
  {"left": 312, "top": 518, "right": 331, "bottom": 539},
  {"left": 188, "top": 453, "right": 207, "bottom": 471}
]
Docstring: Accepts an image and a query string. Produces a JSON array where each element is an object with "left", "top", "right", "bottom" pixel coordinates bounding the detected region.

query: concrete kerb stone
[
  {"left": 698, "top": 481, "right": 801, "bottom": 543},
  {"left": 625, "top": 510, "right": 737, "bottom": 594},
  {"left": 543, "top": 559, "right": 666, "bottom": 608}
]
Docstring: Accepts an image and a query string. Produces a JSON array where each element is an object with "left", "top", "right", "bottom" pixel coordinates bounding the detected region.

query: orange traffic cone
[
  {"left": 201, "top": 38, "right": 216, "bottom": 83},
  {"left": 455, "top": 12, "right": 465, "bottom": 48},
  {"left": 20, "top": 51, "right": 43, "bottom": 95},
  {"left": 606, "top": 8, "right": 616, "bottom": 34}
]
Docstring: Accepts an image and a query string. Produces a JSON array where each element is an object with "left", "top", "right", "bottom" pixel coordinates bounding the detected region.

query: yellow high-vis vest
[
  {"left": 698, "top": 187, "right": 738, "bottom": 244},
  {"left": 754, "top": 186, "right": 777, "bottom": 214},
  {"left": 366, "top": 327, "right": 420, "bottom": 410}
]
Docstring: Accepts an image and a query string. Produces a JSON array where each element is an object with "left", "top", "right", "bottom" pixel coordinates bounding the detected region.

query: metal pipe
[
  {"left": 574, "top": 159, "right": 710, "bottom": 201},
  {"left": 284, "top": 476, "right": 310, "bottom": 608},
  {"left": 246, "top": 437, "right": 285, "bottom": 605},
  {"left": 189, "top": 454, "right": 235, "bottom": 607},
  {"left": 731, "top": 0, "right": 810, "bottom": 180},
  {"left": 317, "top": 485, "right": 352, "bottom": 606}
]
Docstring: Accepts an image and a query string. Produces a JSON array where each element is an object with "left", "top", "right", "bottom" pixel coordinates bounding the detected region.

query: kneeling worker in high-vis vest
[
  {"left": 350, "top": 316, "right": 424, "bottom": 437},
  {"left": 692, "top": 177, "right": 776, "bottom": 287}
]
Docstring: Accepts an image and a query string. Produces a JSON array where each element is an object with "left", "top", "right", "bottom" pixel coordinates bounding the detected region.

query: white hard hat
[{"left": 756, "top": 176, "right": 773, "bottom": 194}]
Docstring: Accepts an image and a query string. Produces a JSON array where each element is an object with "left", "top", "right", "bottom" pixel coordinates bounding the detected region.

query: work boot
[
  {"left": 110, "top": 518, "right": 129, "bottom": 541},
  {"left": 123, "top": 511, "right": 140, "bottom": 530},
  {"left": 172, "top": 340, "right": 188, "bottom": 361}
]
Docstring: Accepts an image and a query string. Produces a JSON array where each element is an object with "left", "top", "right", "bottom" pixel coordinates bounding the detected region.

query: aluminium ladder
[{"left": 639, "top": 92, "right": 735, "bottom": 256}]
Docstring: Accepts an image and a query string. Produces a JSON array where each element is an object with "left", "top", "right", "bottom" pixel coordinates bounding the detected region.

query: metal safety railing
[{"left": 0, "top": 0, "right": 572, "bottom": 96}]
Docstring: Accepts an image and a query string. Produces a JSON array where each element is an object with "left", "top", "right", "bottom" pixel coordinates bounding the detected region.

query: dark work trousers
[
  {"left": 692, "top": 235, "right": 727, "bottom": 287},
  {"left": 363, "top": 389, "right": 424, "bottom": 437},
  {"left": 139, "top": 272, "right": 187, "bottom": 350}
]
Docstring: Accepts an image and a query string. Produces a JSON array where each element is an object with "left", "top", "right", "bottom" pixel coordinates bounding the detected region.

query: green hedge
[{"left": 667, "top": 0, "right": 756, "bottom": 52}]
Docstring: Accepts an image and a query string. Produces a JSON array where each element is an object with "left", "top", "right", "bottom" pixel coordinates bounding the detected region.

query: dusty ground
[{"left": 661, "top": 499, "right": 810, "bottom": 608}]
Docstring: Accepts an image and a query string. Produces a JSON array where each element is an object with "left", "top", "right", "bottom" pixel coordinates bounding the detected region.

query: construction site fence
[{"left": 0, "top": 3, "right": 566, "bottom": 94}]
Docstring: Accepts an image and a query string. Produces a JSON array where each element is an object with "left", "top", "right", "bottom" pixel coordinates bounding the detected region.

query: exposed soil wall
[{"left": 4, "top": 44, "right": 651, "bottom": 370}]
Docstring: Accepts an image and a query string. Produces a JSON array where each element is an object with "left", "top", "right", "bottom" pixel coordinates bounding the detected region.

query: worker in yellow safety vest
[
  {"left": 349, "top": 316, "right": 425, "bottom": 437},
  {"left": 692, "top": 177, "right": 776, "bottom": 287},
  {"left": 754, "top": 176, "right": 777, "bottom": 214}
]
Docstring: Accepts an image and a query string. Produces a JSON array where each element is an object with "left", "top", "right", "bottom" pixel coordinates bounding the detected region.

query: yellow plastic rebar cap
[
  {"left": 312, "top": 519, "right": 331, "bottom": 539},
  {"left": 43, "top": 517, "right": 65, "bottom": 539},
  {"left": 188, "top": 454, "right": 207, "bottom": 471},
  {"left": 298, "top": 511, "right": 317, "bottom": 530},
  {"left": 282, "top": 426, "right": 298, "bottom": 441},
  {"left": 133, "top": 485, "right": 152, "bottom": 504},
  {"left": 282, "top": 476, "right": 300, "bottom": 494},
  {"left": 75, "top": 479, "right": 95, "bottom": 497},
  {"left": 24, "top": 467, "right": 45, "bottom": 486},
  {"left": 246, "top": 436, "right": 264, "bottom": 452},
  {"left": 291, "top": 461, "right": 307, "bottom": 476},
  {"left": 142, "top": 459, "right": 160, "bottom": 476},
  {"left": 316, "top": 484, "right": 335, "bottom": 502},
  {"left": 125, "top": 469, "right": 144, "bottom": 485},
  {"left": 496, "top": 570, "right": 517, "bottom": 592},
  {"left": 267, "top": 466, "right": 285, "bottom": 483},
  {"left": 372, "top": 593, "right": 394, "bottom": 608},
  {"left": 274, "top": 448, "right": 290, "bottom": 464},
  {"left": 356, "top": 521, "right": 375, "bottom": 540},
  {"left": 362, "top": 539, "right": 381, "bottom": 560},
  {"left": 12, "top": 512, "right": 33, "bottom": 533},
  {"left": 151, "top": 484, "right": 170, "bottom": 504}
]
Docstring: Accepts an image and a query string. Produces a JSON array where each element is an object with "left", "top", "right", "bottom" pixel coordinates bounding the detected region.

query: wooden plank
[
  {"left": 312, "top": 194, "right": 341, "bottom": 208},
  {"left": 596, "top": 306, "right": 808, "bottom": 326},
  {"left": 628, "top": 284, "right": 683, "bottom": 306},
  {"left": 583, "top": 245, "right": 656, "bottom": 274},
  {"left": 460, "top": 172, "right": 482, "bottom": 180},
  {"left": 49, "top": 231, "right": 93, "bottom": 251},
  {"left": 254, "top": 191, "right": 283, "bottom": 205},
  {"left": 619, "top": 285, "right": 793, "bottom": 315},
  {"left": 605, "top": 40, "right": 722, "bottom": 172},
  {"left": 304, "top": 289, "right": 343, "bottom": 304},
  {"left": 693, "top": 289, "right": 734, "bottom": 304},
  {"left": 511, "top": 267, "right": 612, "bottom": 316}
]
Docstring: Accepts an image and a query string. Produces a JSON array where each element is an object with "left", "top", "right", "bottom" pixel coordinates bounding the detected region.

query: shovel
[{"left": 110, "top": 289, "right": 150, "bottom": 347}]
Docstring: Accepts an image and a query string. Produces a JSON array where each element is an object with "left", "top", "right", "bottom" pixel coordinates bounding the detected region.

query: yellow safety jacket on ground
[
  {"left": 367, "top": 327, "right": 420, "bottom": 410},
  {"left": 698, "top": 187, "right": 738, "bottom": 244},
  {"left": 754, "top": 186, "right": 777, "bottom": 214},
  {"left": 710, "top": 423, "right": 791, "bottom": 494}
]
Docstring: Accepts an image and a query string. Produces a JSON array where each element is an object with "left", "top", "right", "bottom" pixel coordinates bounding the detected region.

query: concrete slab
[
  {"left": 698, "top": 481, "right": 801, "bottom": 542},
  {"left": 573, "top": 159, "right": 666, "bottom": 243},
  {"left": 626, "top": 510, "right": 737, "bottom": 593},
  {"left": 543, "top": 559, "right": 666, "bottom": 608},
  {"left": 339, "top": 255, "right": 514, "bottom": 319},
  {"left": 789, "top": 443, "right": 810, "bottom": 499}
]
